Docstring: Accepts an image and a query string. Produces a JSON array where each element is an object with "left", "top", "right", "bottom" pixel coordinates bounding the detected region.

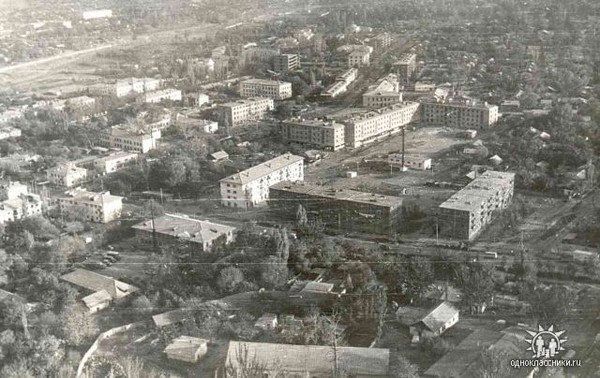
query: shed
[
  {"left": 81, "top": 290, "right": 112, "bottom": 313},
  {"left": 346, "top": 171, "right": 357, "bottom": 178},
  {"left": 164, "top": 336, "right": 208, "bottom": 363},
  {"left": 210, "top": 150, "right": 229, "bottom": 162}
]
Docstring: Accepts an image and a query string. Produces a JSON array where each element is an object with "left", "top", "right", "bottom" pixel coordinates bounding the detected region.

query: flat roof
[
  {"left": 395, "top": 53, "right": 417, "bottom": 64},
  {"left": 218, "top": 97, "right": 273, "bottom": 108},
  {"left": 220, "top": 153, "right": 304, "bottom": 185},
  {"left": 343, "top": 101, "right": 419, "bottom": 122},
  {"left": 271, "top": 181, "right": 403, "bottom": 209},
  {"left": 59, "top": 189, "right": 123, "bottom": 206},
  {"left": 440, "top": 171, "right": 515, "bottom": 212},
  {"left": 241, "top": 78, "right": 291, "bottom": 86},
  {"left": 283, "top": 119, "right": 344, "bottom": 129}
]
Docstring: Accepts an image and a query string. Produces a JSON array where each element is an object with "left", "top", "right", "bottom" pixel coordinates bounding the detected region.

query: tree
[
  {"left": 400, "top": 256, "right": 434, "bottom": 302},
  {"left": 296, "top": 204, "right": 308, "bottom": 227},
  {"left": 389, "top": 353, "right": 419, "bottom": 378},
  {"left": 225, "top": 342, "right": 282, "bottom": 378},
  {"left": 60, "top": 304, "right": 99, "bottom": 346},
  {"left": 217, "top": 267, "right": 245, "bottom": 294},
  {"left": 525, "top": 285, "right": 572, "bottom": 323},
  {"left": 456, "top": 262, "right": 495, "bottom": 314},
  {"left": 260, "top": 255, "right": 288, "bottom": 289},
  {"left": 478, "top": 348, "right": 510, "bottom": 378}
]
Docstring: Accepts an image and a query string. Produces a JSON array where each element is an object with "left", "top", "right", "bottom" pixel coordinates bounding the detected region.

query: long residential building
[
  {"left": 219, "top": 153, "right": 304, "bottom": 208},
  {"left": 421, "top": 96, "right": 499, "bottom": 129},
  {"left": 138, "top": 88, "right": 182, "bottom": 104},
  {"left": 363, "top": 73, "right": 402, "bottom": 108},
  {"left": 132, "top": 213, "right": 236, "bottom": 252},
  {"left": 240, "top": 79, "right": 292, "bottom": 100},
  {"left": 341, "top": 102, "right": 420, "bottom": 148},
  {"left": 93, "top": 151, "right": 138, "bottom": 175},
  {"left": 57, "top": 189, "right": 123, "bottom": 223},
  {"left": 281, "top": 119, "right": 345, "bottom": 151},
  {"left": 270, "top": 181, "right": 403, "bottom": 235},
  {"left": 439, "top": 171, "right": 515, "bottom": 240},
  {"left": 100, "top": 126, "right": 161, "bottom": 153},
  {"left": 322, "top": 68, "right": 358, "bottom": 98},
  {"left": 89, "top": 78, "right": 161, "bottom": 98},
  {"left": 217, "top": 97, "right": 274, "bottom": 127}
]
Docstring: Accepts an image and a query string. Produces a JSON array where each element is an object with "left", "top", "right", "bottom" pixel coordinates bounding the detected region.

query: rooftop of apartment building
[
  {"left": 343, "top": 101, "right": 420, "bottom": 122},
  {"left": 271, "top": 181, "right": 403, "bottom": 209},
  {"left": 220, "top": 153, "right": 304, "bottom": 185},
  {"left": 421, "top": 94, "right": 498, "bottom": 109},
  {"left": 283, "top": 118, "right": 344, "bottom": 129},
  {"left": 59, "top": 189, "right": 123, "bottom": 205},
  {"left": 218, "top": 97, "right": 273, "bottom": 108},
  {"left": 440, "top": 171, "right": 515, "bottom": 212},
  {"left": 241, "top": 78, "right": 291, "bottom": 86},
  {"left": 395, "top": 53, "right": 417, "bottom": 64}
]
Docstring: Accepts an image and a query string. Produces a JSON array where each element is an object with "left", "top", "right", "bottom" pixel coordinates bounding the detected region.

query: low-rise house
[
  {"left": 93, "top": 151, "right": 138, "bottom": 175},
  {"left": 132, "top": 213, "right": 236, "bottom": 252},
  {"left": 255, "top": 313, "right": 278, "bottom": 330},
  {"left": 57, "top": 189, "right": 123, "bottom": 223},
  {"left": 47, "top": 163, "right": 87, "bottom": 187},
  {"left": 301, "top": 281, "right": 334, "bottom": 294},
  {"left": 164, "top": 336, "right": 209, "bottom": 363},
  {"left": 397, "top": 301, "right": 459, "bottom": 342},
  {"left": 210, "top": 151, "right": 229, "bottom": 162},
  {"left": 61, "top": 269, "right": 139, "bottom": 311},
  {"left": 81, "top": 290, "right": 112, "bottom": 313},
  {"left": 138, "top": 88, "right": 182, "bottom": 104},
  {"left": 388, "top": 153, "right": 432, "bottom": 170},
  {"left": 225, "top": 341, "right": 390, "bottom": 377}
]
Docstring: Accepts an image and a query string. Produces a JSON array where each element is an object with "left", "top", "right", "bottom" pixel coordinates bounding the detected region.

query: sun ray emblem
[{"left": 525, "top": 325, "right": 567, "bottom": 359}]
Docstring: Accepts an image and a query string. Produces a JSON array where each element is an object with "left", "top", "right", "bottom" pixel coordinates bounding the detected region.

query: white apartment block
[
  {"left": 363, "top": 74, "right": 402, "bottom": 108},
  {"left": 139, "top": 88, "right": 182, "bottom": 104},
  {"left": 273, "top": 54, "right": 299, "bottom": 73},
  {"left": 0, "top": 181, "right": 28, "bottom": 201},
  {"left": 0, "top": 193, "right": 43, "bottom": 224},
  {"left": 57, "top": 189, "right": 123, "bottom": 223},
  {"left": 394, "top": 53, "right": 417, "bottom": 83},
  {"left": 348, "top": 48, "right": 371, "bottom": 67},
  {"left": 322, "top": 68, "right": 358, "bottom": 98},
  {"left": 421, "top": 97, "right": 499, "bottom": 129},
  {"left": 47, "top": 163, "right": 88, "bottom": 187},
  {"left": 89, "top": 78, "right": 161, "bottom": 98},
  {"left": 342, "top": 102, "right": 420, "bottom": 148},
  {"left": 240, "top": 79, "right": 293, "bottom": 100},
  {"left": 100, "top": 126, "right": 161, "bottom": 153},
  {"left": 218, "top": 97, "right": 274, "bottom": 127},
  {"left": 439, "top": 171, "right": 515, "bottom": 240},
  {"left": 281, "top": 119, "right": 346, "bottom": 151},
  {"left": 0, "top": 127, "right": 21, "bottom": 140},
  {"left": 94, "top": 151, "right": 138, "bottom": 175},
  {"left": 220, "top": 153, "right": 304, "bottom": 208}
]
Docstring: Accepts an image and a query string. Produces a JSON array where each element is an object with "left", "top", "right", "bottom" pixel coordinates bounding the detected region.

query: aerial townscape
[{"left": 0, "top": 0, "right": 599, "bottom": 377}]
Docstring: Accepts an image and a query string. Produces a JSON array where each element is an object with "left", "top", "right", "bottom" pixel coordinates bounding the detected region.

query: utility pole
[
  {"left": 151, "top": 199, "right": 158, "bottom": 252},
  {"left": 401, "top": 127, "right": 406, "bottom": 169}
]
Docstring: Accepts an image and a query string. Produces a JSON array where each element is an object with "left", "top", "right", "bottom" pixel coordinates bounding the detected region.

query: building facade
[
  {"left": 348, "top": 48, "right": 371, "bottom": 67},
  {"left": 362, "top": 74, "right": 402, "bottom": 108},
  {"left": 394, "top": 53, "right": 417, "bottom": 83},
  {"left": 94, "top": 152, "right": 138, "bottom": 174},
  {"left": 89, "top": 78, "right": 161, "bottom": 98},
  {"left": 420, "top": 97, "right": 499, "bottom": 129},
  {"left": 388, "top": 154, "right": 432, "bottom": 170},
  {"left": 139, "top": 88, "right": 182, "bottom": 104},
  {"left": 47, "top": 163, "right": 88, "bottom": 187},
  {"left": 439, "top": 171, "right": 515, "bottom": 240},
  {"left": 57, "top": 189, "right": 123, "bottom": 223},
  {"left": 273, "top": 54, "right": 300, "bottom": 73},
  {"left": 217, "top": 98, "right": 274, "bottom": 127},
  {"left": 341, "top": 102, "right": 420, "bottom": 148},
  {"left": 281, "top": 119, "right": 345, "bottom": 151},
  {"left": 270, "top": 182, "right": 403, "bottom": 236},
  {"left": 322, "top": 68, "right": 358, "bottom": 98},
  {"left": 100, "top": 126, "right": 161, "bottom": 153},
  {"left": 240, "top": 79, "right": 292, "bottom": 100},
  {"left": 0, "top": 181, "right": 43, "bottom": 224},
  {"left": 219, "top": 153, "right": 304, "bottom": 208}
]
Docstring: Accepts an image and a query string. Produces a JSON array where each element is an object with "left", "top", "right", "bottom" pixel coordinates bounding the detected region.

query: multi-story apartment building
[
  {"left": 369, "top": 32, "right": 392, "bottom": 49},
  {"left": 348, "top": 48, "right": 371, "bottom": 67},
  {"left": 273, "top": 54, "right": 300, "bottom": 73},
  {"left": 100, "top": 126, "right": 161, "bottom": 153},
  {"left": 217, "top": 98, "right": 274, "bottom": 127},
  {"left": 219, "top": 153, "right": 304, "bottom": 208},
  {"left": 394, "top": 53, "right": 417, "bottom": 83},
  {"left": 132, "top": 213, "right": 236, "bottom": 252},
  {"left": 341, "top": 102, "right": 420, "bottom": 148},
  {"left": 0, "top": 181, "right": 42, "bottom": 224},
  {"left": 322, "top": 68, "right": 358, "bottom": 98},
  {"left": 138, "top": 88, "right": 182, "bottom": 104},
  {"left": 89, "top": 78, "right": 161, "bottom": 98},
  {"left": 47, "top": 163, "right": 88, "bottom": 187},
  {"left": 270, "top": 182, "right": 404, "bottom": 235},
  {"left": 57, "top": 189, "right": 123, "bottom": 223},
  {"left": 239, "top": 79, "right": 292, "bottom": 100},
  {"left": 281, "top": 119, "right": 346, "bottom": 151},
  {"left": 420, "top": 97, "right": 499, "bottom": 129},
  {"left": 363, "top": 74, "right": 402, "bottom": 108},
  {"left": 439, "top": 171, "right": 515, "bottom": 240},
  {"left": 93, "top": 151, "right": 138, "bottom": 175}
]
